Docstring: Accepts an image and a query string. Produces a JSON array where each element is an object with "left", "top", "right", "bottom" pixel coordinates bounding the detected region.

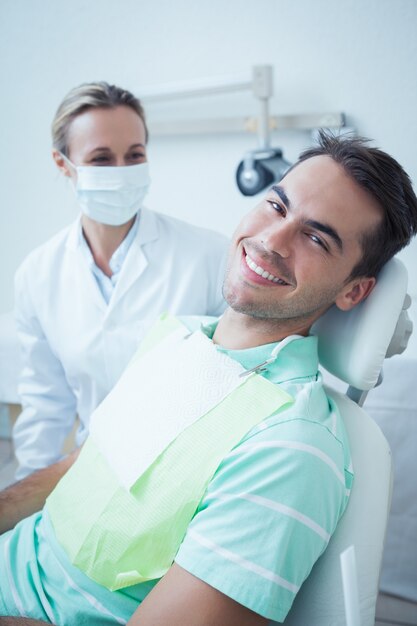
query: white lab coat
[{"left": 13, "top": 208, "right": 229, "bottom": 478}]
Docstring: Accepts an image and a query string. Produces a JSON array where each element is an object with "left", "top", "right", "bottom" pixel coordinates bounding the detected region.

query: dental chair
[{"left": 279, "top": 258, "right": 412, "bottom": 626}]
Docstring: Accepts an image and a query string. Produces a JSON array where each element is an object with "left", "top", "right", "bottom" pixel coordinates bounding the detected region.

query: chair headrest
[{"left": 311, "top": 258, "right": 410, "bottom": 391}]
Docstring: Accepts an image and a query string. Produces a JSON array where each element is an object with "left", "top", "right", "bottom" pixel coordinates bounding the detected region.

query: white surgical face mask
[{"left": 62, "top": 155, "right": 150, "bottom": 226}]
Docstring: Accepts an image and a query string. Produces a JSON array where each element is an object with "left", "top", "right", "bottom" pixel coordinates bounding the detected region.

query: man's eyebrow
[
  {"left": 271, "top": 185, "right": 290, "bottom": 208},
  {"left": 305, "top": 219, "right": 343, "bottom": 251},
  {"left": 271, "top": 184, "right": 343, "bottom": 251}
]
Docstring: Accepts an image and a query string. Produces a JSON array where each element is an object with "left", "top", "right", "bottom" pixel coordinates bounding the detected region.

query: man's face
[{"left": 223, "top": 155, "right": 382, "bottom": 328}]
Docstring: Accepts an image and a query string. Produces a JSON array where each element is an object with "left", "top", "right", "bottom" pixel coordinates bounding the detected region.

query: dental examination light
[
  {"left": 140, "top": 65, "right": 344, "bottom": 195},
  {"left": 236, "top": 147, "right": 292, "bottom": 196},
  {"left": 236, "top": 66, "right": 292, "bottom": 196}
]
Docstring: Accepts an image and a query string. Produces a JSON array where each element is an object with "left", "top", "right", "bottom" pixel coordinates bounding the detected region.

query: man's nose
[{"left": 261, "top": 221, "right": 295, "bottom": 258}]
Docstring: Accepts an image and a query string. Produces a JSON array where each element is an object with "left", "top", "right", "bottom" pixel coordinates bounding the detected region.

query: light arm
[
  {"left": 127, "top": 563, "right": 267, "bottom": 626},
  {"left": 0, "top": 447, "right": 79, "bottom": 535}
]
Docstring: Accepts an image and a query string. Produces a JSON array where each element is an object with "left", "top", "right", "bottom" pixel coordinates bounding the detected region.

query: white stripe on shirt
[
  {"left": 211, "top": 491, "right": 331, "bottom": 542},
  {"left": 228, "top": 440, "right": 345, "bottom": 485},
  {"left": 54, "top": 558, "right": 127, "bottom": 625},
  {"left": 186, "top": 528, "right": 300, "bottom": 594},
  {"left": 3, "top": 535, "right": 30, "bottom": 618}
]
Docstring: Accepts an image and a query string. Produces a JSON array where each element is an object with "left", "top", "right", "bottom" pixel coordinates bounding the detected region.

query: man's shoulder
[{"left": 234, "top": 378, "right": 352, "bottom": 482}]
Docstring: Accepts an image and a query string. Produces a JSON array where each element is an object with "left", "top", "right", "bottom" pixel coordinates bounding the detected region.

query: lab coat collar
[
  {"left": 65, "top": 217, "right": 107, "bottom": 312},
  {"left": 108, "top": 208, "right": 160, "bottom": 311},
  {"left": 66, "top": 215, "right": 83, "bottom": 251},
  {"left": 134, "top": 207, "right": 160, "bottom": 247},
  {"left": 65, "top": 208, "right": 159, "bottom": 252},
  {"left": 65, "top": 209, "right": 160, "bottom": 314}
]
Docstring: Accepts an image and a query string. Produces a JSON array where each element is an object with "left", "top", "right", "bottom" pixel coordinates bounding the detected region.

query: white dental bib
[
  {"left": 47, "top": 315, "right": 292, "bottom": 590},
  {"left": 90, "top": 322, "right": 250, "bottom": 490}
]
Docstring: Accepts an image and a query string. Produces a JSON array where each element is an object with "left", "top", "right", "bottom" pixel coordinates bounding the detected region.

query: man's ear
[
  {"left": 335, "top": 276, "right": 376, "bottom": 311},
  {"left": 52, "top": 149, "right": 72, "bottom": 177}
]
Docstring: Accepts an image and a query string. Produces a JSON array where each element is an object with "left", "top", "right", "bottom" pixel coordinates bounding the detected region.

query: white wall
[{"left": 1, "top": 0, "right": 416, "bottom": 355}]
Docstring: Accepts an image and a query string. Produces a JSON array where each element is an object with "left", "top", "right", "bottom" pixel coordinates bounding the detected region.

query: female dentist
[{"left": 13, "top": 82, "right": 228, "bottom": 479}]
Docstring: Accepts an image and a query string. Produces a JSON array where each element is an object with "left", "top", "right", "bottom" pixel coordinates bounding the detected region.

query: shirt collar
[
  {"left": 108, "top": 214, "right": 139, "bottom": 272},
  {"left": 200, "top": 319, "right": 318, "bottom": 384},
  {"left": 76, "top": 213, "right": 139, "bottom": 273}
]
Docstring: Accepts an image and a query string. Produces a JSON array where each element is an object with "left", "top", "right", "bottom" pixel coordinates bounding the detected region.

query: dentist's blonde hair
[{"left": 52, "top": 81, "right": 148, "bottom": 156}]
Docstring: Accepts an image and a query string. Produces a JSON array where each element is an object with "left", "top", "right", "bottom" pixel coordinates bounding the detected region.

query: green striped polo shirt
[{"left": 0, "top": 315, "right": 352, "bottom": 624}]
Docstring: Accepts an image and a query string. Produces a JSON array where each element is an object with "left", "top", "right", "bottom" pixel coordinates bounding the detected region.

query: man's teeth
[{"left": 245, "top": 254, "right": 288, "bottom": 284}]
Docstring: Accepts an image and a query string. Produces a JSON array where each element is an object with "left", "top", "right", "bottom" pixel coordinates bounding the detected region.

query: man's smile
[{"left": 241, "top": 246, "right": 293, "bottom": 287}]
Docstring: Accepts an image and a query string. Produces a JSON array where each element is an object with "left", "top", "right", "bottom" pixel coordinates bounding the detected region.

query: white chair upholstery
[
  {"left": 280, "top": 391, "right": 393, "bottom": 626},
  {"left": 363, "top": 356, "right": 417, "bottom": 603},
  {"left": 276, "top": 258, "right": 411, "bottom": 626},
  {"left": 312, "top": 258, "right": 411, "bottom": 393}
]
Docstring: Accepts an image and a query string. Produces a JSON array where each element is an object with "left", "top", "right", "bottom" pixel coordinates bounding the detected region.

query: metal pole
[{"left": 251, "top": 65, "right": 273, "bottom": 149}]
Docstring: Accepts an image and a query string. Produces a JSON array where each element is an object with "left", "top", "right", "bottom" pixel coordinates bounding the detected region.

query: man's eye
[
  {"left": 309, "top": 233, "right": 328, "bottom": 251},
  {"left": 267, "top": 200, "right": 286, "bottom": 215}
]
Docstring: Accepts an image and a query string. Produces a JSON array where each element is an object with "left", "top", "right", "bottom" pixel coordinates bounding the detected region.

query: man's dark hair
[{"left": 298, "top": 131, "right": 417, "bottom": 279}]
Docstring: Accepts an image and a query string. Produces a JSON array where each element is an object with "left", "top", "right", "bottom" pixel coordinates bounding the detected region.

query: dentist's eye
[
  {"left": 91, "top": 156, "right": 111, "bottom": 165},
  {"left": 128, "top": 151, "right": 146, "bottom": 161}
]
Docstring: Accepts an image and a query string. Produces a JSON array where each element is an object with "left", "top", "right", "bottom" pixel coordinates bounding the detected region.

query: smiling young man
[
  {"left": 1, "top": 133, "right": 417, "bottom": 626},
  {"left": 216, "top": 151, "right": 382, "bottom": 350}
]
